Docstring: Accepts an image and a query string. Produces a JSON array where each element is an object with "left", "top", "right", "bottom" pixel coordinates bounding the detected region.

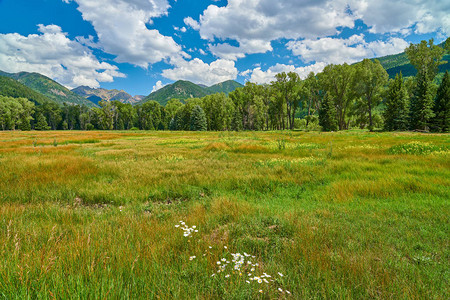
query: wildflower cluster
[
  {"left": 430, "top": 149, "right": 450, "bottom": 157},
  {"left": 175, "top": 220, "right": 198, "bottom": 237},
  {"left": 211, "top": 246, "right": 291, "bottom": 295},
  {"left": 389, "top": 141, "right": 443, "bottom": 155},
  {"left": 175, "top": 222, "right": 292, "bottom": 296}
]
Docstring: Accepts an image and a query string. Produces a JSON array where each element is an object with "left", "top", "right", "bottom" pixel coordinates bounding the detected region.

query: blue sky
[{"left": 0, "top": 0, "right": 448, "bottom": 96}]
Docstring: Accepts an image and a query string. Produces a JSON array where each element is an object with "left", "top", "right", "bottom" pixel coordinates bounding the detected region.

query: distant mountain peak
[
  {"left": 72, "top": 86, "right": 141, "bottom": 105},
  {"left": 138, "top": 79, "right": 243, "bottom": 106}
]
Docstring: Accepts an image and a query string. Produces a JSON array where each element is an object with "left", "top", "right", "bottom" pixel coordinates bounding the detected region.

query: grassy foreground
[{"left": 0, "top": 130, "right": 448, "bottom": 299}]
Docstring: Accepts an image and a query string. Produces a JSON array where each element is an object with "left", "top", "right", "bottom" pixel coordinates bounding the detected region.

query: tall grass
[{"left": 0, "top": 130, "right": 448, "bottom": 298}]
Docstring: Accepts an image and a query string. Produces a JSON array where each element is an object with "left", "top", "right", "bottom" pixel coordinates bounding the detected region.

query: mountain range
[
  {"left": 71, "top": 86, "right": 144, "bottom": 105},
  {"left": 139, "top": 80, "right": 244, "bottom": 106},
  {"left": 0, "top": 71, "right": 96, "bottom": 107},
  {"left": 1, "top": 42, "right": 448, "bottom": 108}
]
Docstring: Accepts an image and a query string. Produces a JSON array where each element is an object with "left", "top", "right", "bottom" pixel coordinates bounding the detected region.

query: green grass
[{"left": 0, "top": 130, "right": 449, "bottom": 299}]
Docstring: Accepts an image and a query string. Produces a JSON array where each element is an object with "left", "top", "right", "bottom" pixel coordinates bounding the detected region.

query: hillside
[
  {"left": 206, "top": 80, "right": 244, "bottom": 94},
  {"left": 375, "top": 41, "right": 450, "bottom": 80},
  {"left": 0, "top": 76, "right": 52, "bottom": 105},
  {"left": 0, "top": 71, "right": 96, "bottom": 107},
  {"left": 72, "top": 86, "right": 141, "bottom": 105},
  {"left": 141, "top": 80, "right": 211, "bottom": 106},
  {"left": 140, "top": 80, "right": 243, "bottom": 106}
]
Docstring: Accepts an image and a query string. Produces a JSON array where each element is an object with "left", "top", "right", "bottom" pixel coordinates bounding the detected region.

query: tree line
[{"left": 1, "top": 39, "right": 449, "bottom": 132}]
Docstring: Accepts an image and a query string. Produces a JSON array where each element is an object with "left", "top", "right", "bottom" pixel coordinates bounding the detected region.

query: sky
[{"left": 0, "top": 0, "right": 448, "bottom": 96}]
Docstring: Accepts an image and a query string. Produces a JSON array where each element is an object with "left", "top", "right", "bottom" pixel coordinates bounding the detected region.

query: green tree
[
  {"left": 410, "top": 70, "right": 435, "bottom": 130},
  {"left": 319, "top": 94, "right": 338, "bottom": 131},
  {"left": 274, "top": 72, "right": 301, "bottom": 130},
  {"left": 16, "top": 98, "right": 34, "bottom": 131},
  {"left": 38, "top": 102, "right": 62, "bottom": 130},
  {"left": 319, "top": 63, "right": 354, "bottom": 130},
  {"left": 303, "top": 72, "right": 321, "bottom": 127},
  {"left": 405, "top": 39, "right": 446, "bottom": 82},
  {"left": 352, "top": 59, "right": 388, "bottom": 131},
  {"left": 432, "top": 71, "right": 450, "bottom": 132},
  {"left": 0, "top": 96, "right": 14, "bottom": 130},
  {"left": 138, "top": 101, "right": 162, "bottom": 130},
  {"left": 35, "top": 112, "right": 50, "bottom": 130},
  {"left": 202, "top": 93, "right": 234, "bottom": 131},
  {"left": 383, "top": 73, "right": 410, "bottom": 131},
  {"left": 98, "top": 100, "right": 115, "bottom": 130},
  {"left": 190, "top": 105, "right": 207, "bottom": 131},
  {"left": 165, "top": 99, "right": 184, "bottom": 120}
]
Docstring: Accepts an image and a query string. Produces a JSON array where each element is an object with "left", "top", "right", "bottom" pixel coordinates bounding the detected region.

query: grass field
[{"left": 0, "top": 130, "right": 449, "bottom": 299}]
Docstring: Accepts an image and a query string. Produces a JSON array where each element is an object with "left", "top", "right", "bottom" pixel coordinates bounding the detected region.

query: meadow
[{"left": 0, "top": 130, "right": 448, "bottom": 299}]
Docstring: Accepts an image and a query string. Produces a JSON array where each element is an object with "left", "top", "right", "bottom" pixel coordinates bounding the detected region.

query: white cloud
[
  {"left": 162, "top": 58, "right": 238, "bottom": 86},
  {"left": 287, "top": 35, "right": 409, "bottom": 65},
  {"left": 190, "top": 0, "right": 449, "bottom": 60},
  {"left": 193, "top": 0, "right": 355, "bottom": 59},
  {"left": 348, "top": 0, "right": 450, "bottom": 35},
  {"left": 247, "top": 63, "right": 327, "bottom": 84},
  {"left": 65, "top": 0, "right": 181, "bottom": 67},
  {"left": 184, "top": 17, "right": 200, "bottom": 30},
  {"left": 174, "top": 26, "right": 187, "bottom": 33},
  {"left": 0, "top": 24, "right": 124, "bottom": 88},
  {"left": 151, "top": 80, "right": 166, "bottom": 92},
  {"left": 208, "top": 39, "right": 272, "bottom": 61}
]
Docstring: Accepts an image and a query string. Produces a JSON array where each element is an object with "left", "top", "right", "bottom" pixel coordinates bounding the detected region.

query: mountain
[
  {"left": 0, "top": 71, "right": 96, "bottom": 107},
  {"left": 72, "top": 86, "right": 142, "bottom": 104},
  {"left": 206, "top": 80, "right": 244, "bottom": 94},
  {"left": 374, "top": 41, "right": 450, "bottom": 81},
  {"left": 0, "top": 75, "right": 52, "bottom": 105},
  {"left": 139, "top": 80, "right": 244, "bottom": 106},
  {"left": 141, "top": 80, "right": 210, "bottom": 106}
]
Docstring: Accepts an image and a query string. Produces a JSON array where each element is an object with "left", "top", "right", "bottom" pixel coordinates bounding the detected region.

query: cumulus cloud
[
  {"left": 0, "top": 24, "right": 124, "bottom": 88},
  {"left": 348, "top": 0, "right": 450, "bottom": 35},
  {"left": 246, "top": 63, "right": 327, "bottom": 84},
  {"left": 208, "top": 39, "right": 272, "bottom": 61},
  {"left": 65, "top": 0, "right": 181, "bottom": 67},
  {"left": 162, "top": 58, "right": 238, "bottom": 86},
  {"left": 287, "top": 35, "right": 409, "bottom": 65},
  {"left": 184, "top": 17, "right": 200, "bottom": 30},
  {"left": 193, "top": 0, "right": 355, "bottom": 59},
  {"left": 189, "top": 0, "right": 449, "bottom": 60},
  {"left": 151, "top": 80, "right": 166, "bottom": 92}
]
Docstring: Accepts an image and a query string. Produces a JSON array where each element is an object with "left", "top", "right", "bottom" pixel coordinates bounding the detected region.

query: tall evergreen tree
[
  {"left": 190, "top": 105, "right": 207, "bottom": 131},
  {"left": 410, "top": 70, "right": 435, "bottom": 131},
  {"left": 35, "top": 113, "right": 50, "bottom": 130},
  {"left": 319, "top": 94, "right": 338, "bottom": 131},
  {"left": 432, "top": 71, "right": 450, "bottom": 132},
  {"left": 384, "top": 73, "right": 410, "bottom": 131}
]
